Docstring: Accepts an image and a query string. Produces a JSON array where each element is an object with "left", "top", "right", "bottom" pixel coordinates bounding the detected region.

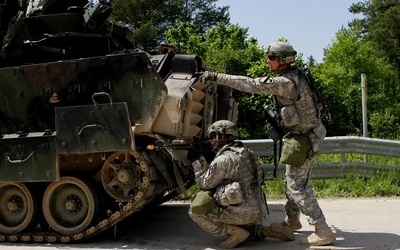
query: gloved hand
[
  {"left": 201, "top": 71, "right": 218, "bottom": 82},
  {"left": 192, "top": 156, "right": 207, "bottom": 173},
  {"left": 203, "top": 151, "right": 216, "bottom": 163},
  {"left": 187, "top": 150, "right": 200, "bottom": 162}
]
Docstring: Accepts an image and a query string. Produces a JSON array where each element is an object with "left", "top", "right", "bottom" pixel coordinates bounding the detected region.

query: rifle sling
[{"left": 273, "top": 140, "right": 282, "bottom": 178}]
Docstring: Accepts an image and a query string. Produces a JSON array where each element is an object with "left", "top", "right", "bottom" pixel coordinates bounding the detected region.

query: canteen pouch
[
  {"left": 190, "top": 190, "right": 218, "bottom": 214},
  {"left": 280, "top": 134, "right": 313, "bottom": 166}
]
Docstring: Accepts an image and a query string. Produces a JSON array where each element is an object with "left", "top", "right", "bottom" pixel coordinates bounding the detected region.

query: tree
[
  {"left": 181, "top": 0, "right": 230, "bottom": 35},
  {"left": 109, "top": 0, "right": 229, "bottom": 52},
  {"left": 349, "top": 0, "right": 400, "bottom": 74},
  {"left": 315, "top": 25, "right": 399, "bottom": 137},
  {"left": 307, "top": 55, "right": 317, "bottom": 68},
  {"left": 164, "top": 21, "right": 206, "bottom": 57}
]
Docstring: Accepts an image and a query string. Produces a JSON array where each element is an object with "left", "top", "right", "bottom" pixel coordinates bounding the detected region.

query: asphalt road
[{"left": 1, "top": 197, "right": 400, "bottom": 250}]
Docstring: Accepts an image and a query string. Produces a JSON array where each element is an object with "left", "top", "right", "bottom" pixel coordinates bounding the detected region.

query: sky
[{"left": 216, "top": 0, "right": 362, "bottom": 63}]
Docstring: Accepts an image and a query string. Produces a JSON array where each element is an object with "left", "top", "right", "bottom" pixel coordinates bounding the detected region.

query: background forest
[{"left": 110, "top": 0, "right": 400, "bottom": 140}]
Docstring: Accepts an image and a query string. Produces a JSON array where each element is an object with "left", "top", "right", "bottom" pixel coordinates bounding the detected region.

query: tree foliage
[
  {"left": 109, "top": 0, "right": 228, "bottom": 52},
  {"left": 315, "top": 24, "right": 399, "bottom": 137},
  {"left": 349, "top": 0, "right": 400, "bottom": 74}
]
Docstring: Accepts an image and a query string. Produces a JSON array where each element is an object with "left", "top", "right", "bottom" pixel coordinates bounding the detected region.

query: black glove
[
  {"left": 187, "top": 150, "right": 200, "bottom": 162},
  {"left": 201, "top": 71, "right": 218, "bottom": 82},
  {"left": 203, "top": 150, "right": 216, "bottom": 163}
]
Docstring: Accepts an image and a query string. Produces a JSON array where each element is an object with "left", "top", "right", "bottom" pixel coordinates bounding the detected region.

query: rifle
[
  {"left": 264, "top": 105, "right": 284, "bottom": 142},
  {"left": 147, "top": 136, "right": 215, "bottom": 162},
  {"left": 264, "top": 105, "right": 284, "bottom": 177},
  {"left": 147, "top": 136, "right": 211, "bottom": 151}
]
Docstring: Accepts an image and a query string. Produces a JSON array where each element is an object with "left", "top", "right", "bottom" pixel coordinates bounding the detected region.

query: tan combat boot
[
  {"left": 299, "top": 221, "right": 335, "bottom": 246},
  {"left": 218, "top": 225, "right": 250, "bottom": 249},
  {"left": 262, "top": 222, "right": 295, "bottom": 241},
  {"left": 281, "top": 215, "right": 302, "bottom": 231}
]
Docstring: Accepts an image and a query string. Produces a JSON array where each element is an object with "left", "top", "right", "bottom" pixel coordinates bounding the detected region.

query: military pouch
[
  {"left": 280, "top": 105, "right": 300, "bottom": 128},
  {"left": 280, "top": 134, "right": 313, "bottom": 166},
  {"left": 190, "top": 190, "right": 218, "bottom": 214},
  {"left": 214, "top": 182, "right": 244, "bottom": 206}
]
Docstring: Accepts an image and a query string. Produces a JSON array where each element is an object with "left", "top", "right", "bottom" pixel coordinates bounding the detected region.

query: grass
[
  {"left": 263, "top": 152, "right": 400, "bottom": 199},
  {"left": 179, "top": 154, "right": 400, "bottom": 200},
  {"left": 263, "top": 169, "right": 400, "bottom": 199}
]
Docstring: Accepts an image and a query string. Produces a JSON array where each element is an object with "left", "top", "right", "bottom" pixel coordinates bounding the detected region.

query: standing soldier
[
  {"left": 201, "top": 42, "right": 335, "bottom": 246},
  {"left": 189, "top": 120, "right": 294, "bottom": 249}
]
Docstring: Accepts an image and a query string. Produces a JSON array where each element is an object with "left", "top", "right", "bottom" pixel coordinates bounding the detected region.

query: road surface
[{"left": 1, "top": 197, "right": 399, "bottom": 250}]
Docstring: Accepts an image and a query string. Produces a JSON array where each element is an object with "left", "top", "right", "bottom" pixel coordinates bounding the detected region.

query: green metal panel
[
  {"left": 0, "top": 132, "right": 58, "bottom": 182},
  {"left": 55, "top": 101, "right": 133, "bottom": 153}
]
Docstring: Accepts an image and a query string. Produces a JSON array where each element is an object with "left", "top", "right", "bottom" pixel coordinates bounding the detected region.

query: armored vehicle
[{"left": 0, "top": 0, "right": 237, "bottom": 243}]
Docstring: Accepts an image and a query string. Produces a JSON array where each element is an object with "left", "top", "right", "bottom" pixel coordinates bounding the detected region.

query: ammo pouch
[
  {"left": 214, "top": 182, "right": 244, "bottom": 206},
  {"left": 280, "top": 105, "right": 301, "bottom": 128},
  {"left": 280, "top": 134, "right": 313, "bottom": 166},
  {"left": 190, "top": 190, "right": 218, "bottom": 215}
]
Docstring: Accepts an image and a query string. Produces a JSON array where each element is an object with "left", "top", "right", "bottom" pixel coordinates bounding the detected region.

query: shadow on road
[
  {"left": 103, "top": 202, "right": 400, "bottom": 250},
  {"left": 2, "top": 200, "right": 400, "bottom": 250}
]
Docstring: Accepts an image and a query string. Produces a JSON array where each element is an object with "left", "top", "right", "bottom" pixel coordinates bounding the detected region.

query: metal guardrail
[{"left": 242, "top": 136, "right": 400, "bottom": 179}]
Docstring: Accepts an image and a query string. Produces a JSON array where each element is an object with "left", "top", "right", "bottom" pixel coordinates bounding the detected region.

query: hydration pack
[{"left": 301, "top": 66, "right": 331, "bottom": 123}]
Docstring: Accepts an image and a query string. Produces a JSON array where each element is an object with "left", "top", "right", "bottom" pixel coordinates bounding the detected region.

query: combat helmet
[
  {"left": 265, "top": 42, "right": 297, "bottom": 64},
  {"left": 208, "top": 120, "right": 238, "bottom": 141}
]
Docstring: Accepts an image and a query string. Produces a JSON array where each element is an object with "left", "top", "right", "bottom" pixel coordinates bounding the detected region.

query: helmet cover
[
  {"left": 207, "top": 120, "right": 239, "bottom": 138},
  {"left": 265, "top": 42, "right": 297, "bottom": 63}
]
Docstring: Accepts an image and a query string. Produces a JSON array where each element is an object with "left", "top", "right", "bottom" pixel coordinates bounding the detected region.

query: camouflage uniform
[
  {"left": 215, "top": 68, "right": 327, "bottom": 226},
  {"left": 189, "top": 141, "right": 267, "bottom": 239},
  {"left": 26, "top": 0, "right": 46, "bottom": 16}
]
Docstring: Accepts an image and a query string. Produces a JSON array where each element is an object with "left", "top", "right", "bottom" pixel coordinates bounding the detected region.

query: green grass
[
  {"left": 262, "top": 152, "right": 400, "bottom": 199},
  {"left": 178, "top": 154, "right": 400, "bottom": 200},
  {"left": 263, "top": 168, "right": 400, "bottom": 199},
  {"left": 316, "top": 152, "right": 400, "bottom": 166}
]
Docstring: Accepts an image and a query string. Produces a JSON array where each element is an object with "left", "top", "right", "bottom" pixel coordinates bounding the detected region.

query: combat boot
[
  {"left": 218, "top": 225, "right": 250, "bottom": 249},
  {"left": 262, "top": 222, "right": 295, "bottom": 241},
  {"left": 281, "top": 215, "right": 302, "bottom": 231},
  {"left": 299, "top": 221, "right": 335, "bottom": 246}
]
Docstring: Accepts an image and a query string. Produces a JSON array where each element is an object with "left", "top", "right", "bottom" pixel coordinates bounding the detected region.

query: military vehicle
[{"left": 0, "top": 0, "right": 237, "bottom": 243}]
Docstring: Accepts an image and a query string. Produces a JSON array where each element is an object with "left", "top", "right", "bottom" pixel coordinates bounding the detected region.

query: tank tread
[{"left": 0, "top": 198, "right": 144, "bottom": 243}]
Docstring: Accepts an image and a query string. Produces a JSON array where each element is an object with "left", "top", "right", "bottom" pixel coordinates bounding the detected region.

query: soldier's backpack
[{"left": 301, "top": 66, "right": 331, "bottom": 123}]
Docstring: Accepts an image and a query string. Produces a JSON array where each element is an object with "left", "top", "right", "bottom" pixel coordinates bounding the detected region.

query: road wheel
[
  {"left": 42, "top": 176, "right": 98, "bottom": 235},
  {"left": 0, "top": 183, "right": 35, "bottom": 233}
]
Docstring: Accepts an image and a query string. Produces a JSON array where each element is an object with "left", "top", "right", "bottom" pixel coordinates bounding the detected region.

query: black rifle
[
  {"left": 147, "top": 137, "right": 210, "bottom": 151},
  {"left": 264, "top": 105, "right": 284, "bottom": 177},
  {"left": 264, "top": 105, "right": 284, "bottom": 143},
  {"left": 147, "top": 136, "right": 215, "bottom": 162}
]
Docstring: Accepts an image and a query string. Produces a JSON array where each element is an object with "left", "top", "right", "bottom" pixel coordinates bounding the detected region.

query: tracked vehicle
[{"left": 0, "top": 0, "right": 237, "bottom": 243}]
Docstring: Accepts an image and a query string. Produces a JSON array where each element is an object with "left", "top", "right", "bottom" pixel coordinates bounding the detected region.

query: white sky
[{"left": 216, "top": 0, "right": 362, "bottom": 63}]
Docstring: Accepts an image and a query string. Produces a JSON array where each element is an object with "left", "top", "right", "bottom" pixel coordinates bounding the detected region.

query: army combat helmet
[
  {"left": 265, "top": 41, "right": 297, "bottom": 64},
  {"left": 208, "top": 120, "right": 238, "bottom": 142}
]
